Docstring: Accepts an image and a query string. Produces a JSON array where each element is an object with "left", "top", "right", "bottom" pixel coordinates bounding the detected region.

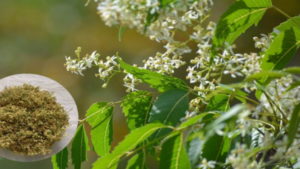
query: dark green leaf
[
  {"left": 287, "top": 103, "right": 300, "bottom": 148},
  {"left": 92, "top": 123, "right": 168, "bottom": 169},
  {"left": 149, "top": 88, "right": 189, "bottom": 141},
  {"left": 126, "top": 150, "right": 148, "bottom": 169},
  {"left": 117, "top": 56, "right": 188, "bottom": 92},
  {"left": 52, "top": 147, "right": 68, "bottom": 169},
  {"left": 121, "top": 91, "right": 153, "bottom": 131},
  {"left": 86, "top": 102, "right": 114, "bottom": 157},
  {"left": 213, "top": 0, "right": 272, "bottom": 47},
  {"left": 118, "top": 26, "right": 125, "bottom": 41},
  {"left": 159, "top": 133, "right": 191, "bottom": 169},
  {"left": 71, "top": 124, "right": 90, "bottom": 169},
  {"left": 201, "top": 94, "right": 230, "bottom": 163}
]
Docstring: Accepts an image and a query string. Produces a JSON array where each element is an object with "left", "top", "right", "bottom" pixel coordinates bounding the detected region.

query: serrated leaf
[
  {"left": 86, "top": 102, "right": 114, "bottom": 157},
  {"left": 213, "top": 0, "right": 272, "bottom": 47},
  {"left": 260, "top": 27, "right": 300, "bottom": 81},
  {"left": 159, "top": 133, "right": 191, "bottom": 169},
  {"left": 287, "top": 103, "right": 300, "bottom": 149},
  {"left": 121, "top": 91, "right": 153, "bottom": 131},
  {"left": 149, "top": 88, "right": 189, "bottom": 142},
  {"left": 117, "top": 56, "right": 188, "bottom": 92},
  {"left": 246, "top": 71, "right": 288, "bottom": 81},
  {"left": 71, "top": 124, "right": 90, "bottom": 169},
  {"left": 92, "top": 123, "right": 168, "bottom": 169},
  {"left": 52, "top": 147, "right": 68, "bottom": 169},
  {"left": 284, "top": 67, "right": 300, "bottom": 74},
  {"left": 126, "top": 149, "right": 148, "bottom": 169},
  {"left": 251, "top": 128, "right": 263, "bottom": 148},
  {"left": 118, "top": 26, "right": 125, "bottom": 41},
  {"left": 275, "top": 16, "right": 300, "bottom": 32}
]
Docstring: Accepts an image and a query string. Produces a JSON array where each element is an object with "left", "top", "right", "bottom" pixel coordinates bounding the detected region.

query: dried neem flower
[
  {"left": 0, "top": 84, "right": 69, "bottom": 156},
  {"left": 0, "top": 74, "right": 78, "bottom": 162}
]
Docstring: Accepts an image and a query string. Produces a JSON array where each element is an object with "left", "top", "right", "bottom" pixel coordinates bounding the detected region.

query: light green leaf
[
  {"left": 246, "top": 71, "right": 288, "bottom": 81},
  {"left": 205, "top": 94, "right": 230, "bottom": 112},
  {"left": 118, "top": 26, "right": 125, "bottom": 41},
  {"left": 159, "top": 133, "right": 191, "bottom": 169},
  {"left": 71, "top": 124, "right": 90, "bottom": 169},
  {"left": 187, "top": 135, "right": 202, "bottom": 168},
  {"left": 213, "top": 0, "right": 272, "bottom": 47},
  {"left": 211, "top": 104, "right": 246, "bottom": 127},
  {"left": 86, "top": 102, "right": 114, "bottom": 157},
  {"left": 149, "top": 89, "right": 189, "bottom": 142},
  {"left": 275, "top": 16, "right": 300, "bottom": 32},
  {"left": 218, "top": 84, "right": 248, "bottom": 103},
  {"left": 259, "top": 27, "right": 300, "bottom": 81},
  {"left": 287, "top": 103, "right": 300, "bottom": 149},
  {"left": 284, "top": 67, "right": 300, "bottom": 74},
  {"left": 286, "top": 81, "right": 300, "bottom": 92},
  {"left": 177, "top": 112, "right": 213, "bottom": 130},
  {"left": 52, "top": 147, "right": 68, "bottom": 169},
  {"left": 117, "top": 56, "right": 188, "bottom": 92},
  {"left": 126, "top": 150, "right": 148, "bottom": 169},
  {"left": 92, "top": 123, "right": 168, "bottom": 169},
  {"left": 121, "top": 91, "right": 153, "bottom": 131}
]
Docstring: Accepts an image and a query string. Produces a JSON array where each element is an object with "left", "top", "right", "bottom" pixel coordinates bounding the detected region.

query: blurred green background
[{"left": 0, "top": 0, "right": 299, "bottom": 168}]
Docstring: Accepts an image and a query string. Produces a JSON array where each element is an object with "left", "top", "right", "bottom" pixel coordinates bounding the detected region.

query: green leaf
[
  {"left": 275, "top": 16, "right": 300, "bottom": 32},
  {"left": 205, "top": 94, "right": 230, "bottom": 112},
  {"left": 218, "top": 84, "right": 248, "bottom": 103},
  {"left": 187, "top": 135, "right": 202, "bottom": 168},
  {"left": 286, "top": 81, "right": 300, "bottom": 92},
  {"left": 71, "top": 124, "right": 90, "bottom": 169},
  {"left": 117, "top": 56, "right": 188, "bottom": 92},
  {"left": 159, "top": 133, "right": 191, "bottom": 169},
  {"left": 86, "top": 102, "right": 114, "bottom": 157},
  {"left": 121, "top": 91, "right": 153, "bottom": 131},
  {"left": 177, "top": 112, "right": 213, "bottom": 130},
  {"left": 213, "top": 0, "right": 272, "bottom": 47},
  {"left": 284, "top": 67, "right": 300, "bottom": 74},
  {"left": 201, "top": 94, "right": 230, "bottom": 163},
  {"left": 260, "top": 27, "right": 300, "bottom": 81},
  {"left": 92, "top": 123, "right": 168, "bottom": 169},
  {"left": 246, "top": 71, "right": 288, "bottom": 81},
  {"left": 52, "top": 147, "right": 68, "bottom": 169},
  {"left": 118, "top": 26, "right": 125, "bottom": 41},
  {"left": 149, "top": 88, "right": 189, "bottom": 141},
  {"left": 126, "top": 150, "right": 148, "bottom": 169},
  {"left": 211, "top": 104, "right": 246, "bottom": 127},
  {"left": 287, "top": 103, "right": 300, "bottom": 149}
]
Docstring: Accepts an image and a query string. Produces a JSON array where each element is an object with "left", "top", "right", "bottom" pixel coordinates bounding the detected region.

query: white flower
[
  {"left": 197, "top": 158, "right": 216, "bottom": 169},
  {"left": 180, "top": 110, "right": 197, "bottom": 122},
  {"left": 223, "top": 64, "right": 243, "bottom": 78}
]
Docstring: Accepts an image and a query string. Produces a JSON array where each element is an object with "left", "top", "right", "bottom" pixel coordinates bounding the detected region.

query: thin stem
[{"left": 272, "top": 5, "right": 300, "bottom": 29}]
